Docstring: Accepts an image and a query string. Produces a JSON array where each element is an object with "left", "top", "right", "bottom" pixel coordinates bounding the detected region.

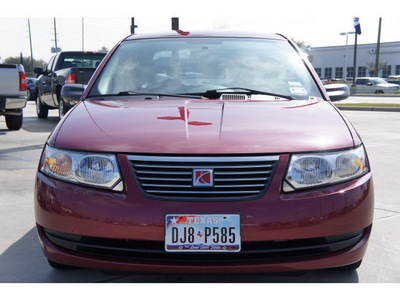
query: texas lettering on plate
[{"left": 165, "top": 214, "right": 241, "bottom": 252}]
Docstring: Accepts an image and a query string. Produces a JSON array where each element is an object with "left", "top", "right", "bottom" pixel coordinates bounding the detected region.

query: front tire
[
  {"left": 58, "top": 97, "right": 69, "bottom": 119},
  {"left": 36, "top": 95, "right": 48, "bottom": 119}
]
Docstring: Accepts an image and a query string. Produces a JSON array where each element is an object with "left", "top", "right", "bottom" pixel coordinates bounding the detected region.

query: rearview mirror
[
  {"left": 61, "top": 84, "right": 86, "bottom": 105},
  {"left": 324, "top": 83, "right": 350, "bottom": 101}
]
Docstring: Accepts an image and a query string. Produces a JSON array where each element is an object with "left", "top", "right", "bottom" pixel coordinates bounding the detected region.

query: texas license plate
[{"left": 165, "top": 214, "right": 241, "bottom": 252}]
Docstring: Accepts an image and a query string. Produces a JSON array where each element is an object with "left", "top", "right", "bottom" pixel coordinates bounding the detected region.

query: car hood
[
  {"left": 51, "top": 98, "right": 355, "bottom": 154},
  {"left": 377, "top": 83, "right": 399, "bottom": 87}
]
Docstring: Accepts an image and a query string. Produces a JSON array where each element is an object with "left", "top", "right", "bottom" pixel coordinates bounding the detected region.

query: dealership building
[{"left": 310, "top": 41, "right": 400, "bottom": 80}]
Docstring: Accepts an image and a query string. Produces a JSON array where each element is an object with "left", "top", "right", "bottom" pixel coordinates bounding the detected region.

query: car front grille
[
  {"left": 42, "top": 227, "right": 366, "bottom": 263},
  {"left": 127, "top": 155, "right": 279, "bottom": 201}
]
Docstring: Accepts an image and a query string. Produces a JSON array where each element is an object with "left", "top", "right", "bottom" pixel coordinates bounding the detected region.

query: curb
[{"left": 336, "top": 106, "right": 400, "bottom": 112}]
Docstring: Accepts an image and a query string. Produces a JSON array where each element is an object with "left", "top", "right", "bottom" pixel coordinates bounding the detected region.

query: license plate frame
[{"left": 165, "top": 214, "right": 241, "bottom": 252}]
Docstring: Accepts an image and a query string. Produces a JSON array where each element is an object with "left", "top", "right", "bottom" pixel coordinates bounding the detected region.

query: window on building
[
  {"left": 335, "top": 67, "right": 343, "bottom": 79},
  {"left": 358, "top": 66, "right": 367, "bottom": 77},
  {"left": 315, "top": 68, "right": 322, "bottom": 78},
  {"left": 324, "top": 68, "right": 332, "bottom": 79},
  {"left": 396, "top": 65, "right": 400, "bottom": 75},
  {"left": 382, "top": 65, "right": 392, "bottom": 78},
  {"left": 347, "top": 67, "right": 354, "bottom": 79}
]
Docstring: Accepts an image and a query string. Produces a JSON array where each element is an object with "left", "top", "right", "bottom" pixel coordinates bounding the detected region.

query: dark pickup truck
[{"left": 34, "top": 51, "right": 106, "bottom": 118}]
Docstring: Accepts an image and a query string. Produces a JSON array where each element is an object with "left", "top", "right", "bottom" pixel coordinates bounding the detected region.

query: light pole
[{"left": 340, "top": 31, "right": 355, "bottom": 80}]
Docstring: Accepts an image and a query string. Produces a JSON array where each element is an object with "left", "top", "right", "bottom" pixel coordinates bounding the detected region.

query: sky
[{"left": 1, "top": 0, "right": 400, "bottom": 63}]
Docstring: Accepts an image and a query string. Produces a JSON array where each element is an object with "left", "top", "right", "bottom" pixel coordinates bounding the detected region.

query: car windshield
[
  {"left": 88, "top": 37, "right": 322, "bottom": 100},
  {"left": 371, "top": 78, "right": 388, "bottom": 85}
]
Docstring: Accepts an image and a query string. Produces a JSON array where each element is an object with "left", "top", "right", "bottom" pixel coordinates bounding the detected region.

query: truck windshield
[{"left": 88, "top": 37, "right": 322, "bottom": 100}]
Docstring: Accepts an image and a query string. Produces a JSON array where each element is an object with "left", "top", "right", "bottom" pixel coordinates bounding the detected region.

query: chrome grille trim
[{"left": 128, "top": 155, "right": 279, "bottom": 201}]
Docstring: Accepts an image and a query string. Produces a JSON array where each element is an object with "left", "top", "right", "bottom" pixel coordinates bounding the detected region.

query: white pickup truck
[{"left": 0, "top": 64, "right": 28, "bottom": 130}]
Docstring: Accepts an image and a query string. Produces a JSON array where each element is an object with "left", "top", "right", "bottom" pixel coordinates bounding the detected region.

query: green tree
[
  {"left": 366, "top": 61, "right": 388, "bottom": 77},
  {"left": 291, "top": 38, "right": 314, "bottom": 62},
  {"left": 3, "top": 55, "right": 47, "bottom": 77},
  {"left": 98, "top": 46, "right": 108, "bottom": 53}
]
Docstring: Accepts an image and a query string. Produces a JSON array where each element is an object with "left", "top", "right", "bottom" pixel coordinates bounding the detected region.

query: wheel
[
  {"left": 47, "top": 259, "right": 78, "bottom": 270},
  {"left": 5, "top": 113, "right": 23, "bottom": 130},
  {"left": 36, "top": 94, "right": 48, "bottom": 118},
  {"left": 27, "top": 89, "right": 32, "bottom": 100},
  {"left": 58, "top": 97, "right": 69, "bottom": 119}
]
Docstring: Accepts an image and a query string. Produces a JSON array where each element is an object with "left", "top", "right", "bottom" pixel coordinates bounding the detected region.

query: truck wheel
[
  {"left": 58, "top": 97, "right": 69, "bottom": 119},
  {"left": 5, "top": 113, "right": 23, "bottom": 130},
  {"left": 36, "top": 95, "right": 48, "bottom": 118}
]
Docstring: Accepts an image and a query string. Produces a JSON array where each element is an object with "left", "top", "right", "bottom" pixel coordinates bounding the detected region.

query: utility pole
[
  {"left": 53, "top": 18, "right": 58, "bottom": 51},
  {"left": 340, "top": 31, "right": 355, "bottom": 80},
  {"left": 27, "top": 18, "right": 34, "bottom": 71},
  {"left": 130, "top": 18, "right": 138, "bottom": 34},
  {"left": 352, "top": 17, "right": 362, "bottom": 86},
  {"left": 374, "top": 17, "right": 382, "bottom": 77},
  {"left": 82, "top": 18, "right": 85, "bottom": 52},
  {"left": 172, "top": 17, "right": 179, "bottom": 31},
  {"left": 352, "top": 33, "right": 358, "bottom": 86}
]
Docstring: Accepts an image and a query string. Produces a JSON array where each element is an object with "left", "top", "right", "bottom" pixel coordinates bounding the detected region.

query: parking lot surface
[{"left": 1, "top": 100, "right": 399, "bottom": 283}]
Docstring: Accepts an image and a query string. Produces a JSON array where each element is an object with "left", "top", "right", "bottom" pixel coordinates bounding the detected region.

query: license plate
[{"left": 165, "top": 214, "right": 241, "bottom": 252}]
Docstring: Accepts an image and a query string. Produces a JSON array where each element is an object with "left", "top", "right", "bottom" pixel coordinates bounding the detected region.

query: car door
[
  {"left": 38, "top": 56, "right": 56, "bottom": 107},
  {"left": 356, "top": 79, "right": 371, "bottom": 94},
  {"left": 365, "top": 79, "right": 376, "bottom": 93}
]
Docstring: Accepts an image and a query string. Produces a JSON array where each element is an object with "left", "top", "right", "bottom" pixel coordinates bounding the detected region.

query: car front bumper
[{"left": 34, "top": 153, "right": 374, "bottom": 273}]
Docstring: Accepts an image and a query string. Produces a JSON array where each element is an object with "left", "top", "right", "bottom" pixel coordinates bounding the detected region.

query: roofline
[
  {"left": 311, "top": 41, "right": 400, "bottom": 51},
  {"left": 125, "top": 30, "right": 287, "bottom": 41}
]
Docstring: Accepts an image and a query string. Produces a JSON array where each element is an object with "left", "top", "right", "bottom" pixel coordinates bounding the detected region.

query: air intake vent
[
  {"left": 128, "top": 155, "right": 279, "bottom": 201},
  {"left": 220, "top": 94, "right": 248, "bottom": 101}
]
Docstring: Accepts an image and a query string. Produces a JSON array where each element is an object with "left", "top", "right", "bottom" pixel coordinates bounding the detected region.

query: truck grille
[{"left": 128, "top": 155, "right": 279, "bottom": 201}]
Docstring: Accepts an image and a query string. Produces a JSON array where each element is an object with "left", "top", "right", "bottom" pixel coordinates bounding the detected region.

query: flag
[{"left": 353, "top": 17, "right": 362, "bottom": 35}]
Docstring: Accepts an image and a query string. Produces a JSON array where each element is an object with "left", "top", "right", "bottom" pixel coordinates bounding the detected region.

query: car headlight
[
  {"left": 39, "top": 145, "right": 123, "bottom": 191},
  {"left": 283, "top": 145, "right": 369, "bottom": 192}
]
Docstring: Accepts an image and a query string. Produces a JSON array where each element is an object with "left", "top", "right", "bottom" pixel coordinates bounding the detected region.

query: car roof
[{"left": 125, "top": 31, "right": 287, "bottom": 41}]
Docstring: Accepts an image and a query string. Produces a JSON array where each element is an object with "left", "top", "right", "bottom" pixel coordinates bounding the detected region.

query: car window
[
  {"left": 371, "top": 78, "right": 387, "bottom": 85},
  {"left": 45, "top": 56, "right": 55, "bottom": 74},
  {"left": 89, "top": 37, "right": 323, "bottom": 100},
  {"left": 57, "top": 53, "right": 106, "bottom": 70}
]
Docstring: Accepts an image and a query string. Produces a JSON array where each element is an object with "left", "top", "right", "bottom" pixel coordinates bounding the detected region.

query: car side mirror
[
  {"left": 34, "top": 67, "right": 44, "bottom": 75},
  {"left": 61, "top": 84, "right": 86, "bottom": 105},
  {"left": 324, "top": 83, "right": 350, "bottom": 101}
]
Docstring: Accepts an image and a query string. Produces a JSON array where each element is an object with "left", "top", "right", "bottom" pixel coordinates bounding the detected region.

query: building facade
[{"left": 310, "top": 41, "right": 400, "bottom": 80}]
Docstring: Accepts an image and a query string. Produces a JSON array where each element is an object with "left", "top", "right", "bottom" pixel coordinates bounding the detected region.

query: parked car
[
  {"left": 0, "top": 64, "right": 27, "bottom": 130},
  {"left": 26, "top": 77, "right": 37, "bottom": 100},
  {"left": 34, "top": 51, "right": 106, "bottom": 118},
  {"left": 35, "top": 31, "right": 373, "bottom": 273},
  {"left": 386, "top": 75, "right": 400, "bottom": 85},
  {"left": 355, "top": 77, "right": 400, "bottom": 94}
]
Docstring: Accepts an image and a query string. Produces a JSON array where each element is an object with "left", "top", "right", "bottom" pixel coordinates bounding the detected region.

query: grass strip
[{"left": 334, "top": 103, "right": 400, "bottom": 108}]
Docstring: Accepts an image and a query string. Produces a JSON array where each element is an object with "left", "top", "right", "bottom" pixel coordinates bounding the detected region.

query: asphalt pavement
[{"left": 0, "top": 98, "right": 399, "bottom": 283}]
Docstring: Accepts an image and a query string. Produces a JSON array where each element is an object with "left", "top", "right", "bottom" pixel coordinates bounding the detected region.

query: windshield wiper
[
  {"left": 86, "top": 91, "right": 203, "bottom": 99},
  {"left": 117, "top": 91, "right": 203, "bottom": 99},
  {"left": 190, "top": 87, "right": 295, "bottom": 100}
]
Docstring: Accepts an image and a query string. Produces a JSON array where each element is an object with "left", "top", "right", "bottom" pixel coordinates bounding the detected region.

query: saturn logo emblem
[{"left": 193, "top": 169, "right": 213, "bottom": 187}]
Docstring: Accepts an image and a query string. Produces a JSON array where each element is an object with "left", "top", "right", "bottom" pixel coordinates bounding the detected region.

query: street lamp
[{"left": 340, "top": 31, "right": 355, "bottom": 80}]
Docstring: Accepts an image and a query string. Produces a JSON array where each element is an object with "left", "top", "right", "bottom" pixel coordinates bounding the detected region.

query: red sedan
[{"left": 35, "top": 31, "right": 373, "bottom": 273}]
